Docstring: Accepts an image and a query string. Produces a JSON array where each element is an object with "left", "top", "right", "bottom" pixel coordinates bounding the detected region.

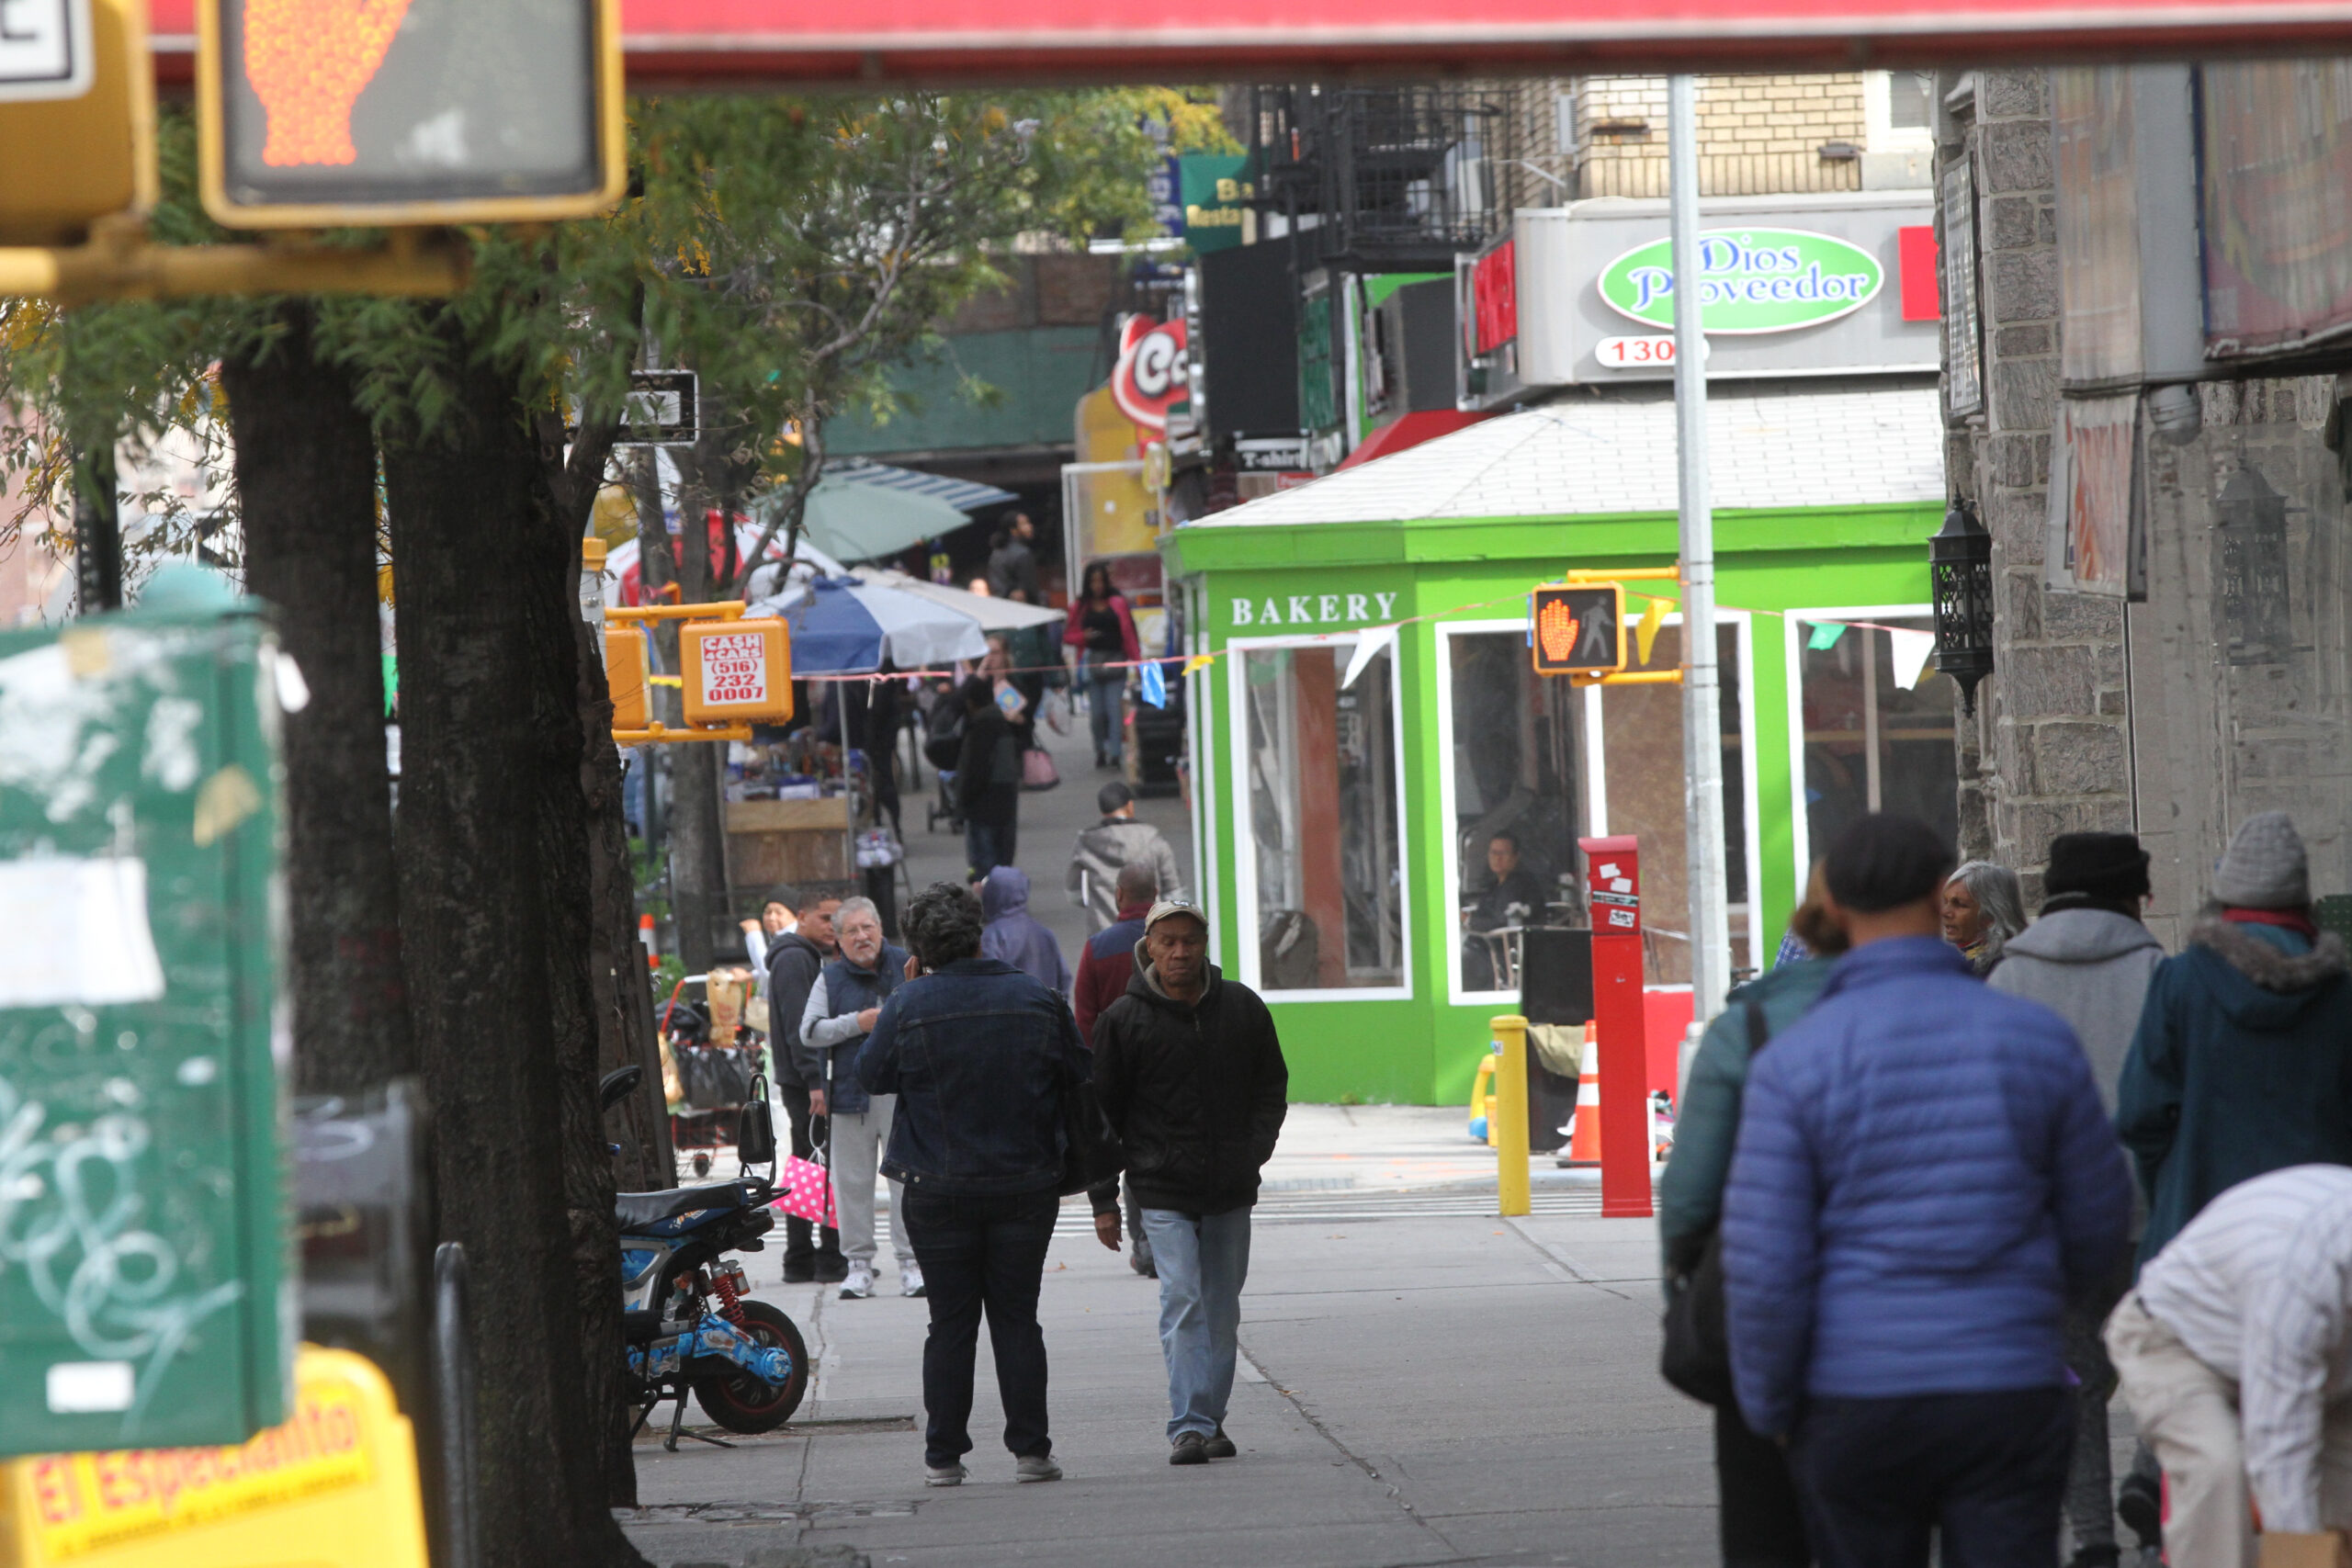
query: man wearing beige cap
[{"left": 1086, "top": 900, "right": 1288, "bottom": 1466}]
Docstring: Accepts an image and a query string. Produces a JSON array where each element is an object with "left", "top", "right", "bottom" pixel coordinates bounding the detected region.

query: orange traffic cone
[{"left": 1565, "top": 1024, "right": 1602, "bottom": 1166}]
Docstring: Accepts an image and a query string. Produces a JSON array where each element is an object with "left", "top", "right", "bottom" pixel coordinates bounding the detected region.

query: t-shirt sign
[{"left": 681, "top": 617, "right": 793, "bottom": 728}]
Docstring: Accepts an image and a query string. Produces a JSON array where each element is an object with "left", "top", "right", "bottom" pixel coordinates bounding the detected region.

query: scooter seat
[{"left": 615, "top": 1179, "right": 769, "bottom": 1233}]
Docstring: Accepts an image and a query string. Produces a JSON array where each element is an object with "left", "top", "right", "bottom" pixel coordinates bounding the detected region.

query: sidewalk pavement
[{"left": 620, "top": 1200, "right": 1710, "bottom": 1568}]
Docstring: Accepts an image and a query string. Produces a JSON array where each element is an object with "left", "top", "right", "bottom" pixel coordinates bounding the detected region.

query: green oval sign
[{"left": 1597, "top": 228, "right": 1884, "bottom": 334}]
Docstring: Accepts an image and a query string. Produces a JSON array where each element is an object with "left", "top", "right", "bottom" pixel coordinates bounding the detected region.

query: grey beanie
[{"left": 2212, "top": 811, "right": 2309, "bottom": 909}]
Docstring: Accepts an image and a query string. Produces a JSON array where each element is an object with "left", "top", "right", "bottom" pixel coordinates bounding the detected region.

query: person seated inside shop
[{"left": 1462, "top": 829, "right": 1546, "bottom": 989}]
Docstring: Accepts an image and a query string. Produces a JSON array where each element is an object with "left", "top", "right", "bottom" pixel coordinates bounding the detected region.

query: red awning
[
  {"left": 148, "top": 0, "right": 2352, "bottom": 86},
  {"left": 1335, "top": 411, "right": 1490, "bottom": 472}
]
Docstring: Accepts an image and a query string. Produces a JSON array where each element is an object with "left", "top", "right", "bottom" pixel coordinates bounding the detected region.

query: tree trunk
[
  {"left": 220, "top": 304, "right": 412, "bottom": 1096},
  {"left": 382, "top": 319, "right": 645, "bottom": 1568}
]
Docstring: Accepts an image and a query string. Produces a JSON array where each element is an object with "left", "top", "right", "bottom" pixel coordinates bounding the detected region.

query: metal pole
[{"left": 1668, "top": 74, "right": 1733, "bottom": 1024}]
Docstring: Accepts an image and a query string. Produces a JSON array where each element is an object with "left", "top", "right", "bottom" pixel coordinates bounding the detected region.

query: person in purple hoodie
[{"left": 979, "top": 866, "right": 1072, "bottom": 998}]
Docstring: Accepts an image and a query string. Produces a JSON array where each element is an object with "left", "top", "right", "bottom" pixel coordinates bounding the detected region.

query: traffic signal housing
[
  {"left": 1531, "top": 583, "right": 1626, "bottom": 678},
  {"left": 195, "top": 0, "right": 625, "bottom": 229}
]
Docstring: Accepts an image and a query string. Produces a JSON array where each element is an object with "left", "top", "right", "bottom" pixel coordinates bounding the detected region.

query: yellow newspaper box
[
  {"left": 681, "top": 616, "right": 792, "bottom": 728},
  {"left": 0, "top": 1347, "right": 428, "bottom": 1568}
]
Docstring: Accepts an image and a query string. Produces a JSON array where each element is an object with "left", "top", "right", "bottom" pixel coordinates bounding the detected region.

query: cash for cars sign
[
  {"left": 681, "top": 617, "right": 793, "bottom": 728},
  {"left": 1598, "top": 228, "right": 1884, "bottom": 334}
]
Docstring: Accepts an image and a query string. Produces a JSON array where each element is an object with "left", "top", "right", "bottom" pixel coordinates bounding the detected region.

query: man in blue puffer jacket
[{"left": 1722, "top": 814, "right": 2133, "bottom": 1568}]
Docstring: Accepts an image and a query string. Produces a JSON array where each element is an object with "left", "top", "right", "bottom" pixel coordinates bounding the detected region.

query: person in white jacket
[{"left": 2105, "top": 1165, "right": 2352, "bottom": 1568}]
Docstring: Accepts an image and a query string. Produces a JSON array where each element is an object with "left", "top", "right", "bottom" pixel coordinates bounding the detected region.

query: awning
[
  {"left": 763, "top": 461, "right": 1015, "bottom": 566},
  {"left": 827, "top": 458, "right": 1017, "bottom": 516},
  {"left": 1335, "top": 411, "right": 1492, "bottom": 472},
  {"left": 849, "top": 567, "right": 1065, "bottom": 632}
]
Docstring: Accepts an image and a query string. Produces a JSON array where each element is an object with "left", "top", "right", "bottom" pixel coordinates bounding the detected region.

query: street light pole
[{"left": 1669, "top": 73, "right": 1732, "bottom": 1025}]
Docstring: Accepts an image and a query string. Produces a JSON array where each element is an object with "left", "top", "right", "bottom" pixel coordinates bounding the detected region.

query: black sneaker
[
  {"left": 1169, "top": 1432, "right": 1209, "bottom": 1466},
  {"left": 2117, "top": 1472, "right": 2162, "bottom": 1552},
  {"left": 1204, "top": 1427, "right": 1236, "bottom": 1460},
  {"left": 782, "top": 1263, "right": 816, "bottom": 1284}
]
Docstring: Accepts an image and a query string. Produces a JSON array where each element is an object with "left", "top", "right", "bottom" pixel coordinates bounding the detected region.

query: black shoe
[
  {"left": 1204, "top": 1427, "right": 1236, "bottom": 1460},
  {"left": 2117, "top": 1473, "right": 2163, "bottom": 1551},
  {"left": 782, "top": 1263, "right": 816, "bottom": 1284},
  {"left": 813, "top": 1260, "right": 850, "bottom": 1284},
  {"left": 1170, "top": 1432, "right": 1209, "bottom": 1466}
]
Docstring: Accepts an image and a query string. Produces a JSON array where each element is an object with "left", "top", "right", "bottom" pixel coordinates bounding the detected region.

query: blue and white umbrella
[{"left": 769, "top": 576, "right": 989, "bottom": 675}]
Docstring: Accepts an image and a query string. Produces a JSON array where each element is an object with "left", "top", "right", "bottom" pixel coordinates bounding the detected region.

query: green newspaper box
[{"left": 0, "top": 604, "right": 291, "bottom": 1454}]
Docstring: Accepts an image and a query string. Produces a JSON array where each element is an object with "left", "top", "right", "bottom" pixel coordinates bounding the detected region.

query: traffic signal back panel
[{"left": 1531, "top": 584, "right": 1625, "bottom": 676}]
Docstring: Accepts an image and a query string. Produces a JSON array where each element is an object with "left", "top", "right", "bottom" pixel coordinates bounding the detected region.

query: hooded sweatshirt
[
  {"left": 1990, "top": 908, "right": 2165, "bottom": 1113},
  {"left": 2118, "top": 910, "right": 2352, "bottom": 1264},
  {"left": 1066, "top": 817, "right": 1184, "bottom": 930},
  {"left": 979, "top": 866, "right": 1072, "bottom": 997}
]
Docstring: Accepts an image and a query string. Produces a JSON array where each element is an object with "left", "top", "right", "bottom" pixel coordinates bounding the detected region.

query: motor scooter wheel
[{"left": 689, "top": 1299, "right": 809, "bottom": 1432}]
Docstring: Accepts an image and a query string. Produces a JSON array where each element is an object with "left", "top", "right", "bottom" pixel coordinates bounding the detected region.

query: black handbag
[
  {"left": 1660, "top": 998, "right": 1770, "bottom": 1407},
  {"left": 736, "top": 1069, "right": 777, "bottom": 1174},
  {"left": 1057, "top": 1071, "right": 1125, "bottom": 1198}
]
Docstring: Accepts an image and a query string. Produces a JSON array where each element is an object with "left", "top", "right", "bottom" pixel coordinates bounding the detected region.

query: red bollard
[{"left": 1578, "top": 834, "right": 1654, "bottom": 1219}]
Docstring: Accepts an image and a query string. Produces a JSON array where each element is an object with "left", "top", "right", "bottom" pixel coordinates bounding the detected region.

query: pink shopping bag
[{"left": 774, "top": 1154, "right": 837, "bottom": 1229}]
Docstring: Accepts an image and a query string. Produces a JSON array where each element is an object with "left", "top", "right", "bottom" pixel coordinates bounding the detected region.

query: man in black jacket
[
  {"left": 1088, "top": 901, "right": 1288, "bottom": 1466},
  {"left": 954, "top": 676, "right": 1022, "bottom": 879},
  {"left": 764, "top": 889, "right": 846, "bottom": 1282}
]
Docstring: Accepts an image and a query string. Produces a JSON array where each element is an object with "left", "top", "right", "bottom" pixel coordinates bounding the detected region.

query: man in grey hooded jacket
[
  {"left": 1991, "top": 831, "right": 2165, "bottom": 1568},
  {"left": 1067, "top": 782, "right": 1184, "bottom": 931}
]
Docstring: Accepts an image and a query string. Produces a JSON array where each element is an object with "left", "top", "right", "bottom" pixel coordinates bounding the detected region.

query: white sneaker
[
  {"left": 840, "top": 1263, "right": 873, "bottom": 1300},
  {"left": 901, "top": 1261, "right": 926, "bottom": 1298}
]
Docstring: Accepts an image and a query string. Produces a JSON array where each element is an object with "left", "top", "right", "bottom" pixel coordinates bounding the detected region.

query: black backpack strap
[{"left": 1743, "top": 996, "right": 1770, "bottom": 1055}]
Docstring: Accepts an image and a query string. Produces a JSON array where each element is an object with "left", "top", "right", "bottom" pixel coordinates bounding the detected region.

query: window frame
[
  {"left": 1434, "top": 609, "right": 1764, "bottom": 1004},
  {"left": 1864, "top": 70, "right": 1938, "bottom": 154},
  {"left": 1781, "top": 601, "right": 1940, "bottom": 914},
  {"left": 1224, "top": 628, "right": 1417, "bottom": 1003}
]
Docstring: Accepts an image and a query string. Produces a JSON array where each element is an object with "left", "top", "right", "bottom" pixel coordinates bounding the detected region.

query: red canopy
[{"left": 148, "top": 0, "right": 2352, "bottom": 85}]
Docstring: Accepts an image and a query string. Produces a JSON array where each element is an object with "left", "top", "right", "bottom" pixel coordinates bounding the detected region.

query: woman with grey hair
[{"left": 1942, "top": 859, "right": 2026, "bottom": 975}]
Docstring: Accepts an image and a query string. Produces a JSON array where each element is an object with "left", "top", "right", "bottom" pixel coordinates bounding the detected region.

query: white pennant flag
[
  {"left": 1887, "top": 626, "right": 1936, "bottom": 690},
  {"left": 1342, "top": 624, "right": 1398, "bottom": 690}
]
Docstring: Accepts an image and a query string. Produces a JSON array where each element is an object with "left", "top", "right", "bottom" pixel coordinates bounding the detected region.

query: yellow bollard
[{"left": 1491, "top": 1014, "right": 1531, "bottom": 1217}]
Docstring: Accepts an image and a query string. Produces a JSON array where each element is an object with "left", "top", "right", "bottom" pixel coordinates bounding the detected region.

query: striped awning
[{"left": 827, "top": 458, "right": 1017, "bottom": 515}]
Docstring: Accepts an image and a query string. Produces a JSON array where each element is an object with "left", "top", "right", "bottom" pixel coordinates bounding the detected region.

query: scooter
[{"left": 602, "top": 1066, "right": 810, "bottom": 1449}]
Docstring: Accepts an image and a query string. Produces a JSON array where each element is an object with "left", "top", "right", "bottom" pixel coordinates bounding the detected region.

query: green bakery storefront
[{"left": 1162, "top": 383, "right": 1959, "bottom": 1106}]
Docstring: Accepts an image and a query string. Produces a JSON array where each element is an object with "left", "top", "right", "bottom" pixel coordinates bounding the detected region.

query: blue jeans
[
  {"left": 1139, "top": 1207, "right": 1252, "bottom": 1440},
  {"left": 1083, "top": 656, "right": 1125, "bottom": 761},
  {"left": 965, "top": 816, "right": 1015, "bottom": 881}
]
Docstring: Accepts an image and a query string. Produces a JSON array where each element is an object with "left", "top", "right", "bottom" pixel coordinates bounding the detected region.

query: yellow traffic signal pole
[{"left": 0, "top": 215, "right": 469, "bottom": 305}]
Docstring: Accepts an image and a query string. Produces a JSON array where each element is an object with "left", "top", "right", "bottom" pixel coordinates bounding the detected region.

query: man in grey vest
[{"left": 801, "top": 897, "right": 920, "bottom": 1300}]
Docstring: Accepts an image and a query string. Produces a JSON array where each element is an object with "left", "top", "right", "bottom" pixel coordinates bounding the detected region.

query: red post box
[{"left": 1577, "top": 834, "right": 1653, "bottom": 1218}]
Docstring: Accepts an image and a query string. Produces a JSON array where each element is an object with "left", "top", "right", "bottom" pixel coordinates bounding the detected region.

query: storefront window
[
  {"left": 1239, "top": 642, "right": 1405, "bottom": 991},
  {"left": 1447, "top": 631, "right": 1584, "bottom": 996},
  {"left": 1600, "top": 623, "right": 1752, "bottom": 985},
  {"left": 1798, "top": 615, "right": 1958, "bottom": 869}
]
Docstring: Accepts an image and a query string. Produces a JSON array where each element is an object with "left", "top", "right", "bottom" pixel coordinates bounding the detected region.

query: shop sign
[
  {"left": 1469, "top": 240, "right": 1516, "bottom": 354},
  {"left": 1596, "top": 228, "right": 1884, "bottom": 334},
  {"left": 1227, "top": 589, "right": 1400, "bottom": 629},
  {"left": 1179, "top": 153, "right": 1252, "bottom": 254},
  {"left": 1112, "top": 314, "right": 1189, "bottom": 431},
  {"left": 1233, "top": 434, "right": 1311, "bottom": 472}
]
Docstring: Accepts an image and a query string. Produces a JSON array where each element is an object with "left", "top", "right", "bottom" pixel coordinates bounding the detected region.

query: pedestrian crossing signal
[{"left": 1531, "top": 584, "right": 1625, "bottom": 677}]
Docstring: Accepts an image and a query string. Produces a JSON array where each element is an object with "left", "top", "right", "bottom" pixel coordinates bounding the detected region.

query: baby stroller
[{"left": 922, "top": 683, "right": 967, "bottom": 834}]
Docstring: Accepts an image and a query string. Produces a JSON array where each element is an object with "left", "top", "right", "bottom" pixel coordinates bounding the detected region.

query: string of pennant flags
[{"left": 776, "top": 576, "right": 1942, "bottom": 697}]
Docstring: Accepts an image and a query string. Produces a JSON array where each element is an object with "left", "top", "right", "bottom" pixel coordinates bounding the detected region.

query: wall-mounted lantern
[{"left": 1929, "top": 499, "right": 1996, "bottom": 716}]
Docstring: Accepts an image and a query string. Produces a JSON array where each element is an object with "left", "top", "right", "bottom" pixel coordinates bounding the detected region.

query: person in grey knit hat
[{"left": 2118, "top": 811, "right": 2352, "bottom": 1269}]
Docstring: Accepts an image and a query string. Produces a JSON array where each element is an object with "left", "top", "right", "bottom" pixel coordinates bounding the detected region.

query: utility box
[{"left": 0, "top": 607, "right": 291, "bottom": 1454}]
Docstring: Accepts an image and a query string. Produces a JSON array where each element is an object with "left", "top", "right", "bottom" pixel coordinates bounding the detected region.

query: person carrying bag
[{"left": 1655, "top": 867, "right": 1846, "bottom": 1568}]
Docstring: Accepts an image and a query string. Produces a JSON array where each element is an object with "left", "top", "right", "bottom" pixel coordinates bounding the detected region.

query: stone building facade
[{"left": 1937, "top": 67, "right": 2352, "bottom": 942}]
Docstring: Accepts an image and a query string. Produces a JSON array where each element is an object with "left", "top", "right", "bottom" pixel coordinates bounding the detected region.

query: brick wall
[{"left": 1571, "top": 74, "right": 1867, "bottom": 198}]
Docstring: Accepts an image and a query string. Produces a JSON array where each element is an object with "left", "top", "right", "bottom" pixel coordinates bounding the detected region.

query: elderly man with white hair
[
  {"left": 800, "top": 897, "right": 920, "bottom": 1300},
  {"left": 2106, "top": 1165, "right": 2352, "bottom": 1568}
]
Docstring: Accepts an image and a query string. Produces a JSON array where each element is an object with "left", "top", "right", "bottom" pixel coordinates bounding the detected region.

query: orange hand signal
[
  {"left": 1537, "top": 597, "right": 1582, "bottom": 664},
  {"left": 243, "top": 0, "right": 415, "bottom": 168}
]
